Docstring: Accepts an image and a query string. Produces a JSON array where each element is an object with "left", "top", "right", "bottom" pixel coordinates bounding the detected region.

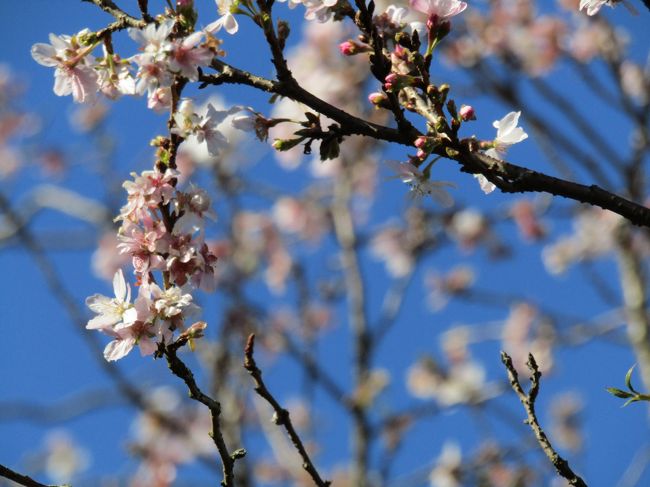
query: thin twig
[
  {"left": 500, "top": 351, "right": 588, "bottom": 487},
  {"left": 243, "top": 334, "right": 331, "bottom": 486}
]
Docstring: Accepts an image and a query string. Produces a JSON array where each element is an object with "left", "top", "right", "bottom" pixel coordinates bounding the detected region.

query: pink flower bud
[
  {"left": 416, "top": 149, "right": 427, "bottom": 159},
  {"left": 368, "top": 92, "right": 387, "bottom": 105},
  {"left": 339, "top": 41, "right": 356, "bottom": 56},
  {"left": 459, "top": 105, "right": 475, "bottom": 121},
  {"left": 414, "top": 136, "right": 428, "bottom": 149},
  {"left": 384, "top": 73, "right": 399, "bottom": 90}
]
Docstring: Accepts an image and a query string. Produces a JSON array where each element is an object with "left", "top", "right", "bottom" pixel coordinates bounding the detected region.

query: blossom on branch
[
  {"left": 85, "top": 269, "right": 136, "bottom": 330},
  {"left": 579, "top": 0, "right": 611, "bottom": 15},
  {"left": 387, "top": 160, "right": 455, "bottom": 206},
  {"left": 476, "top": 111, "right": 528, "bottom": 194},
  {"left": 206, "top": 0, "right": 240, "bottom": 35},
  {"left": 408, "top": 0, "right": 467, "bottom": 19},
  {"left": 31, "top": 31, "right": 99, "bottom": 103}
]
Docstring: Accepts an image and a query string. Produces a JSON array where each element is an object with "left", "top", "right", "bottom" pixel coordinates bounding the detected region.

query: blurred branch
[
  {"left": 614, "top": 224, "right": 650, "bottom": 390},
  {"left": 528, "top": 76, "right": 624, "bottom": 169},
  {"left": 501, "top": 352, "right": 588, "bottom": 487},
  {"left": 0, "top": 389, "right": 123, "bottom": 423},
  {"left": 282, "top": 331, "right": 351, "bottom": 408},
  {"left": 331, "top": 162, "right": 372, "bottom": 487},
  {"left": 244, "top": 334, "right": 331, "bottom": 487}
]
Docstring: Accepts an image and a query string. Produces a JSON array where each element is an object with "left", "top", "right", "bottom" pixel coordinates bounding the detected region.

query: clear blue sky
[{"left": 2, "top": 1, "right": 650, "bottom": 486}]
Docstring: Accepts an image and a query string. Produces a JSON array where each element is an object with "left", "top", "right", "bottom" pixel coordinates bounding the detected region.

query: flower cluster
[
  {"left": 85, "top": 166, "right": 219, "bottom": 361},
  {"left": 32, "top": 18, "right": 218, "bottom": 108}
]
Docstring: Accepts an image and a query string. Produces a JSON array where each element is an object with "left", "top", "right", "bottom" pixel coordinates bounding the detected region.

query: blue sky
[{"left": 2, "top": 1, "right": 650, "bottom": 486}]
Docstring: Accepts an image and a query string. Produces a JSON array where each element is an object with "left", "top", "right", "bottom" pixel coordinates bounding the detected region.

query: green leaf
[
  {"left": 625, "top": 364, "right": 639, "bottom": 394},
  {"left": 606, "top": 387, "right": 634, "bottom": 399},
  {"left": 623, "top": 397, "right": 641, "bottom": 407}
]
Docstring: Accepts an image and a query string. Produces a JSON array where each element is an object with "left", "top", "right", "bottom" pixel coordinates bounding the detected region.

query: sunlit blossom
[
  {"left": 31, "top": 32, "right": 98, "bottom": 103},
  {"left": 85, "top": 269, "right": 136, "bottom": 330},
  {"left": 205, "top": 0, "right": 240, "bottom": 34}
]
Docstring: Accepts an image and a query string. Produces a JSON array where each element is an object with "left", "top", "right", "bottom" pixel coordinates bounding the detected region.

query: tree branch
[
  {"left": 462, "top": 150, "right": 650, "bottom": 228},
  {"left": 201, "top": 60, "right": 650, "bottom": 228},
  {"left": 500, "top": 352, "right": 588, "bottom": 487},
  {"left": 0, "top": 464, "right": 61, "bottom": 487},
  {"left": 164, "top": 338, "right": 240, "bottom": 486},
  {"left": 85, "top": 0, "right": 146, "bottom": 28},
  {"left": 243, "top": 334, "right": 331, "bottom": 487}
]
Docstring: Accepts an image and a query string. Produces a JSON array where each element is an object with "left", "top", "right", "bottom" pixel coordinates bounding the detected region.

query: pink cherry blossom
[
  {"left": 117, "top": 219, "right": 169, "bottom": 275},
  {"left": 408, "top": 0, "right": 467, "bottom": 19},
  {"left": 119, "top": 169, "right": 178, "bottom": 222},
  {"left": 168, "top": 32, "right": 214, "bottom": 81},
  {"left": 31, "top": 32, "right": 99, "bottom": 103}
]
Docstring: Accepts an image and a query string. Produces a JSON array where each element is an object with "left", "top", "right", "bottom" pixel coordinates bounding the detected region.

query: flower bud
[
  {"left": 339, "top": 41, "right": 356, "bottom": 56},
  {"left": 273, "top": 138, "right": 304, "bottom": 151},
  {"left": 339, "top": 40, "right": 370, "bottom": 56},
  {"left": 459, "top": 105, "right": 476, "bottom": 121},
  {"left": 368, "top": 92, "right": 390, "bottom": 109},
  {"left": 414, "top": 136, "right": 428, "bottom": 149}
]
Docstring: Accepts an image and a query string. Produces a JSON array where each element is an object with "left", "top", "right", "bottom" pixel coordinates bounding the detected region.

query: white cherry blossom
[
  {"left": 477, "top": 111, "right": 529, "bottom": 195},
  {"left": 205, "top": 0, "right": 239, "bottom": 35},
  {"left": 85, "top": 269, "right": 136, "bottom": 330},
  {"left": 579, "top": 0, "right": 610, "bottom": 15}
]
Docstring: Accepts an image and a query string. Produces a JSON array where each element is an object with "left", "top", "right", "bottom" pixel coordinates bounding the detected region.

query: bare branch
[
  {"left": 243, "top": 334, "right": 331, "bottom": 487},
  {"left": 0, "top": 464, "right": 61, "bottom": 487},
  {"left": 501, "top": 351, "right": 588, "bottom": 487},
  {"left": 164, "top": 339, "right": 241, "bottom": 486}
]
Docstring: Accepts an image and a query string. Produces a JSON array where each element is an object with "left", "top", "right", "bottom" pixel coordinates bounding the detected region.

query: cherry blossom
[
  {"left": 119, "top": 168, "right": 178, "bottom": 222},
  {"left": 128, "top": 19, "right": 175, "bottom": 58},
  {"left": 167, "top": 32, "right": 215, "bottom": 80},
  {"left": 476, "top": 111, "right": 529, "bottom": 194},
  {"left": 579, "top": 0, "right": 610, "bottom": 15},
  {"left": 85, "top": 269, "right": 136, "bottom": 330},
  {"left": 387, "top": 160, "right": 455, "bottom": 206},
  {"left": 117, "top": 219, "right": 169, "bottom": 275},
  {"left": 173, "top": 100, "right": 240, "bottom": 156},
  {"left": 489, "top": 111, "right": 529, "bottom": 155},
  {"left": 148, "top": 282, "right": 197, "bottom": 320},
  {"left": 172, "top": 185, "right": 217, "bottom": 235},
  {"left": 31, "top": 32, "right": 99, "bottom": 103},
  {"left": 408, "top": 0, "right": 467, "bottom": 19},
  {"left": 205, "top": 0, "right": 240, "bottom": 35}
]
